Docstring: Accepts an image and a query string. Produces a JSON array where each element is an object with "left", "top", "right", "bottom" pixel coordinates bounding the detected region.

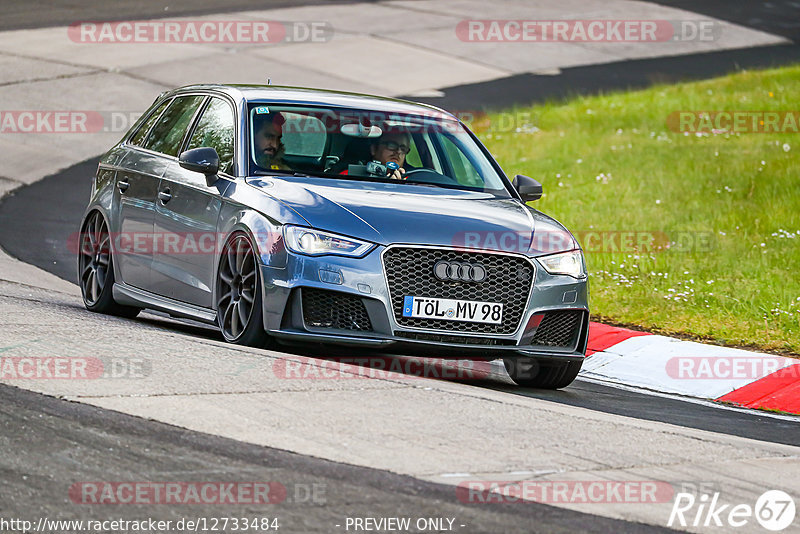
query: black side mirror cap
[
  {"left": 513, "top": 174, "right": 543, "bottom": 202},
  {"left": 179, "top": 147, "right": 220, "bottom": 186}
]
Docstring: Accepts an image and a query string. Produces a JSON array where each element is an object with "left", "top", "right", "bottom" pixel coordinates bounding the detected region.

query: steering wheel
[{"left": 402, "top": 168, "right": 459, "bottom": 186}]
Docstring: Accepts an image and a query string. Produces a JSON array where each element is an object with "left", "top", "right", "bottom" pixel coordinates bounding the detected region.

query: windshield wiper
[
  {"left": 252, "top": 170, "right": 311, "bottom": 178},
  {"left": 402, "top": 181, "right": 447, "bottom": 188}
]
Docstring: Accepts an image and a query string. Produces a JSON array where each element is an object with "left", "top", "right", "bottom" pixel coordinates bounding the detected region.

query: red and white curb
[{"left": 582, "top": 322, "right": 800, "bottom": 415}]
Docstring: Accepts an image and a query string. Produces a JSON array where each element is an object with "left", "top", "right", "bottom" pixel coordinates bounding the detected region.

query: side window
[
  {"left": 405, "top": 138, "right": 423, "bottom": 167},
  {"left": 130, "top": 99, "right": 170, "bottom": 147},
  {"left": 408, "top": 133, "right": 443, "bottom": 173},
  {"left": 187, "top": 98, "right": 235, "bottom": 175},
  {"left": 440, "top": 135, "right": 483, "bottom": 187},
  {"left": 281, "top": 112, "right": 326, "bottom": 157},
  {"left": 143, "top": 95, "right": 205, "bottom": 157}
]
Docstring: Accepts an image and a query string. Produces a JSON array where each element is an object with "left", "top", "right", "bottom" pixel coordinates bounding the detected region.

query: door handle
[
  {"left": 117, "top": 180, "right": 130, "bottom": 193},
  {"left": 158, "top": 189, "right": 172, "bottom": 204}
]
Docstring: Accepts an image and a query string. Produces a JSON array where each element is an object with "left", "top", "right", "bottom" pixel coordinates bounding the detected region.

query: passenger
[
  {"left": 253, "top": 113, "right": 289, "bottom": 170},
  {"left": 370, "top": 131, "right": 411, "bottom": 180},
  {"left": 340, "top": 131, "right": 411, "bottom": 180}
]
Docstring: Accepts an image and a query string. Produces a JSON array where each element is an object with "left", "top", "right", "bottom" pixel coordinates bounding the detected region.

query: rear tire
[
  {"left": 78, "top": 211, "right": 141, "bottom": 318},
  {"left": 503, "top": 357, "right": 582, "bottom": 389},
  {"left": 216, "top": 231, "right": 272, "bottom": 348}
]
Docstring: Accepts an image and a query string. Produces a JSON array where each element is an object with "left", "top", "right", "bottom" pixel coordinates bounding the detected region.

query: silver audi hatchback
[{"left": 78, "top": 84, "right": 589, "bottom": 388}]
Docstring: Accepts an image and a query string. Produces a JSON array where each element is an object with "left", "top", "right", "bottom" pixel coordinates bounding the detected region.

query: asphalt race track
[
  {"left": 1, "top": 385, "right": 675, "bottom": 534},
  {"left": 2, "top": 1, "right": 800, "bottom": 532}
]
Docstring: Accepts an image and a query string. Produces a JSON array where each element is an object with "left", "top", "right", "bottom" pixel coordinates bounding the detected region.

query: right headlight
[{"left": 538, "top": 249, "right": 586, "bottom": 278}]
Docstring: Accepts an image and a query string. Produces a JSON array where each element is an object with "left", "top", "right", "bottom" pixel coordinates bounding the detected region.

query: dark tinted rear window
[{"left": 130, "top": 98, "right": 170, "bottom": 147}]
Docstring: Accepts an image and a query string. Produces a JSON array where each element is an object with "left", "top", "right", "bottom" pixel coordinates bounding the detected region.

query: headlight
[
  {"left": 538, "top": 249, "right": 586, "bottom": 278},
  {"left": 283, "top": 226, "right": 375, "bottom": 257}
]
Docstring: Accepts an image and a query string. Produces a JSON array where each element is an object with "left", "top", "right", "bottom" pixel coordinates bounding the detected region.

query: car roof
[{"left": 170, "top": 84, "right": 458, "bottom": 119}]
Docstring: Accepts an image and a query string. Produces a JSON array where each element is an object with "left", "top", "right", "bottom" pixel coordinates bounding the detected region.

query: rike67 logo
[{"left": 669, "top": 489, "right": 796, "bottom": 531}]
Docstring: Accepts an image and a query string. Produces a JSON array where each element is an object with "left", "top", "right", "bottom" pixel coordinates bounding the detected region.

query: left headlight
[
  {"left": 283, "top": 226, "right": 375, "bottom": 257},
  {"left": 538, "top": 249, "right": 586, "bottom": 278}
]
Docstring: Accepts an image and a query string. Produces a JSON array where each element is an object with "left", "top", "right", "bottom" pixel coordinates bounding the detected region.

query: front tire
[
  {"left": 216, "top": 232, "right": 271, "bottom": 348},
  {"left": 78, "top": 211, "right": 140, "bottom": 318},
  {"left": 503, "top": 357, "right": 582, "bottom": 389}
]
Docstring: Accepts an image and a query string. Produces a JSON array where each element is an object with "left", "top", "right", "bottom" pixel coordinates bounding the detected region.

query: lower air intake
[{"left": 302, "top": 288, "right": 372, "bottom": 331}]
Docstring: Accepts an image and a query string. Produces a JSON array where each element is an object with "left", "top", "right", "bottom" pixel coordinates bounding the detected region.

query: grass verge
[{"left": 475, "top": 65, "right": 800, "bottom": 355}]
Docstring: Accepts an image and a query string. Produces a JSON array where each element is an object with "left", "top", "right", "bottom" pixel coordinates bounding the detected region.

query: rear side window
[
  {"left": 187, "top": 97, "right": 235, "bottom": 175},
  {"left": 142, "top": 95, "right": 205, "bottom": 156},
  {"left": 130, "top": 99, "right": 170, "bottom": 147}
]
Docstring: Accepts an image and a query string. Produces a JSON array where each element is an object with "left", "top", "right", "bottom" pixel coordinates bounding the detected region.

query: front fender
[
  {"left": 215, "top": 197, "right": 291, "bottom": 321},
  {"left": 216, "top": 208, "right": 288, "bottom": 269}
]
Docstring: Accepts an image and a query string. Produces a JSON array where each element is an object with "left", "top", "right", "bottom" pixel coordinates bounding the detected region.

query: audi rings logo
[{"left": 433, "top": 260, "right": 487, "bottom": 282}]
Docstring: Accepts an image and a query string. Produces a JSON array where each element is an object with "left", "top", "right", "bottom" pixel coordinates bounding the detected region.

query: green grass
[{"left": 474, "top": 65, "right": 800, "bottom": 354}]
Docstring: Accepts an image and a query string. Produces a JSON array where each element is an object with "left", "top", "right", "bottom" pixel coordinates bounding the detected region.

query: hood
[{"left": 247, "top": 176, "right": 577, "bottom": 256}]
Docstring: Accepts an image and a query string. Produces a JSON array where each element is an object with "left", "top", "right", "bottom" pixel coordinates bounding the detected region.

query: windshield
[{"left": 247, "top": 104, "right": 511, "bottom": 198}]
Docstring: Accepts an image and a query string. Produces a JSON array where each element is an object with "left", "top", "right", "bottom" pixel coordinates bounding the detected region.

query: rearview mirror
[
  {"left": 341, "top": 123, "right": 383, "bottom": 138},
  {"left": 513, "top": 174, "right": 543, "bottom": 202},
  {"left": 180, "top": 147, "right": 220, "bottom": 186}
]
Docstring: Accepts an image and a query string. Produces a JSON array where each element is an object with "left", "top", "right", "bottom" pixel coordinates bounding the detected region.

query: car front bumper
[{"left": 258, "top": 245, "right": 589, "bottom": 361}]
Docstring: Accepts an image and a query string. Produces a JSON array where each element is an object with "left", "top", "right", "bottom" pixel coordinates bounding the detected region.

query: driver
[{"left": 253, "top": 113, "right": 289, "bottom": 170}]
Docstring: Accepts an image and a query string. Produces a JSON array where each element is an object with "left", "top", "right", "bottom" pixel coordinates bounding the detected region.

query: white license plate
[{"left": 402, "top": 296, "right": 503, "bottom": 324}]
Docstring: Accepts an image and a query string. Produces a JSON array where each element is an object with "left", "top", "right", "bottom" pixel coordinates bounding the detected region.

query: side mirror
[
  {"left": 180, "top": 147, "right": 220, "bottom": 186},
  {"left": 512, "top": 174, "right": 543, "bottom": 202}
]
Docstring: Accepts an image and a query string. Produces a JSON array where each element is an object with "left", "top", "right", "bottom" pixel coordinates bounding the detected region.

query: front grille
[
  {"left": 302, "top": 288, "right": 372, "bottom": 331},
  {"left": 384, "top": 247, "right": 534, "bottom": 334},
  {"left": 395, "top": 331, "right": 517, "bottom": 346},
  {"left": 530, "top": 310, "right": 583, "bottom": 347}
]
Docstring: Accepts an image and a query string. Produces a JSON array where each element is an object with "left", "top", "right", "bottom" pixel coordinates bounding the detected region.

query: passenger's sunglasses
[{"left": 379, "top": 141, "right": 411, "bottom": 155}]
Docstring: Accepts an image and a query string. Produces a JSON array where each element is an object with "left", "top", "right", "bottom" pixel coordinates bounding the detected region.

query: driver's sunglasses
[{"left": 380, "top": 141, "right": 411, "bottom": 155}]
